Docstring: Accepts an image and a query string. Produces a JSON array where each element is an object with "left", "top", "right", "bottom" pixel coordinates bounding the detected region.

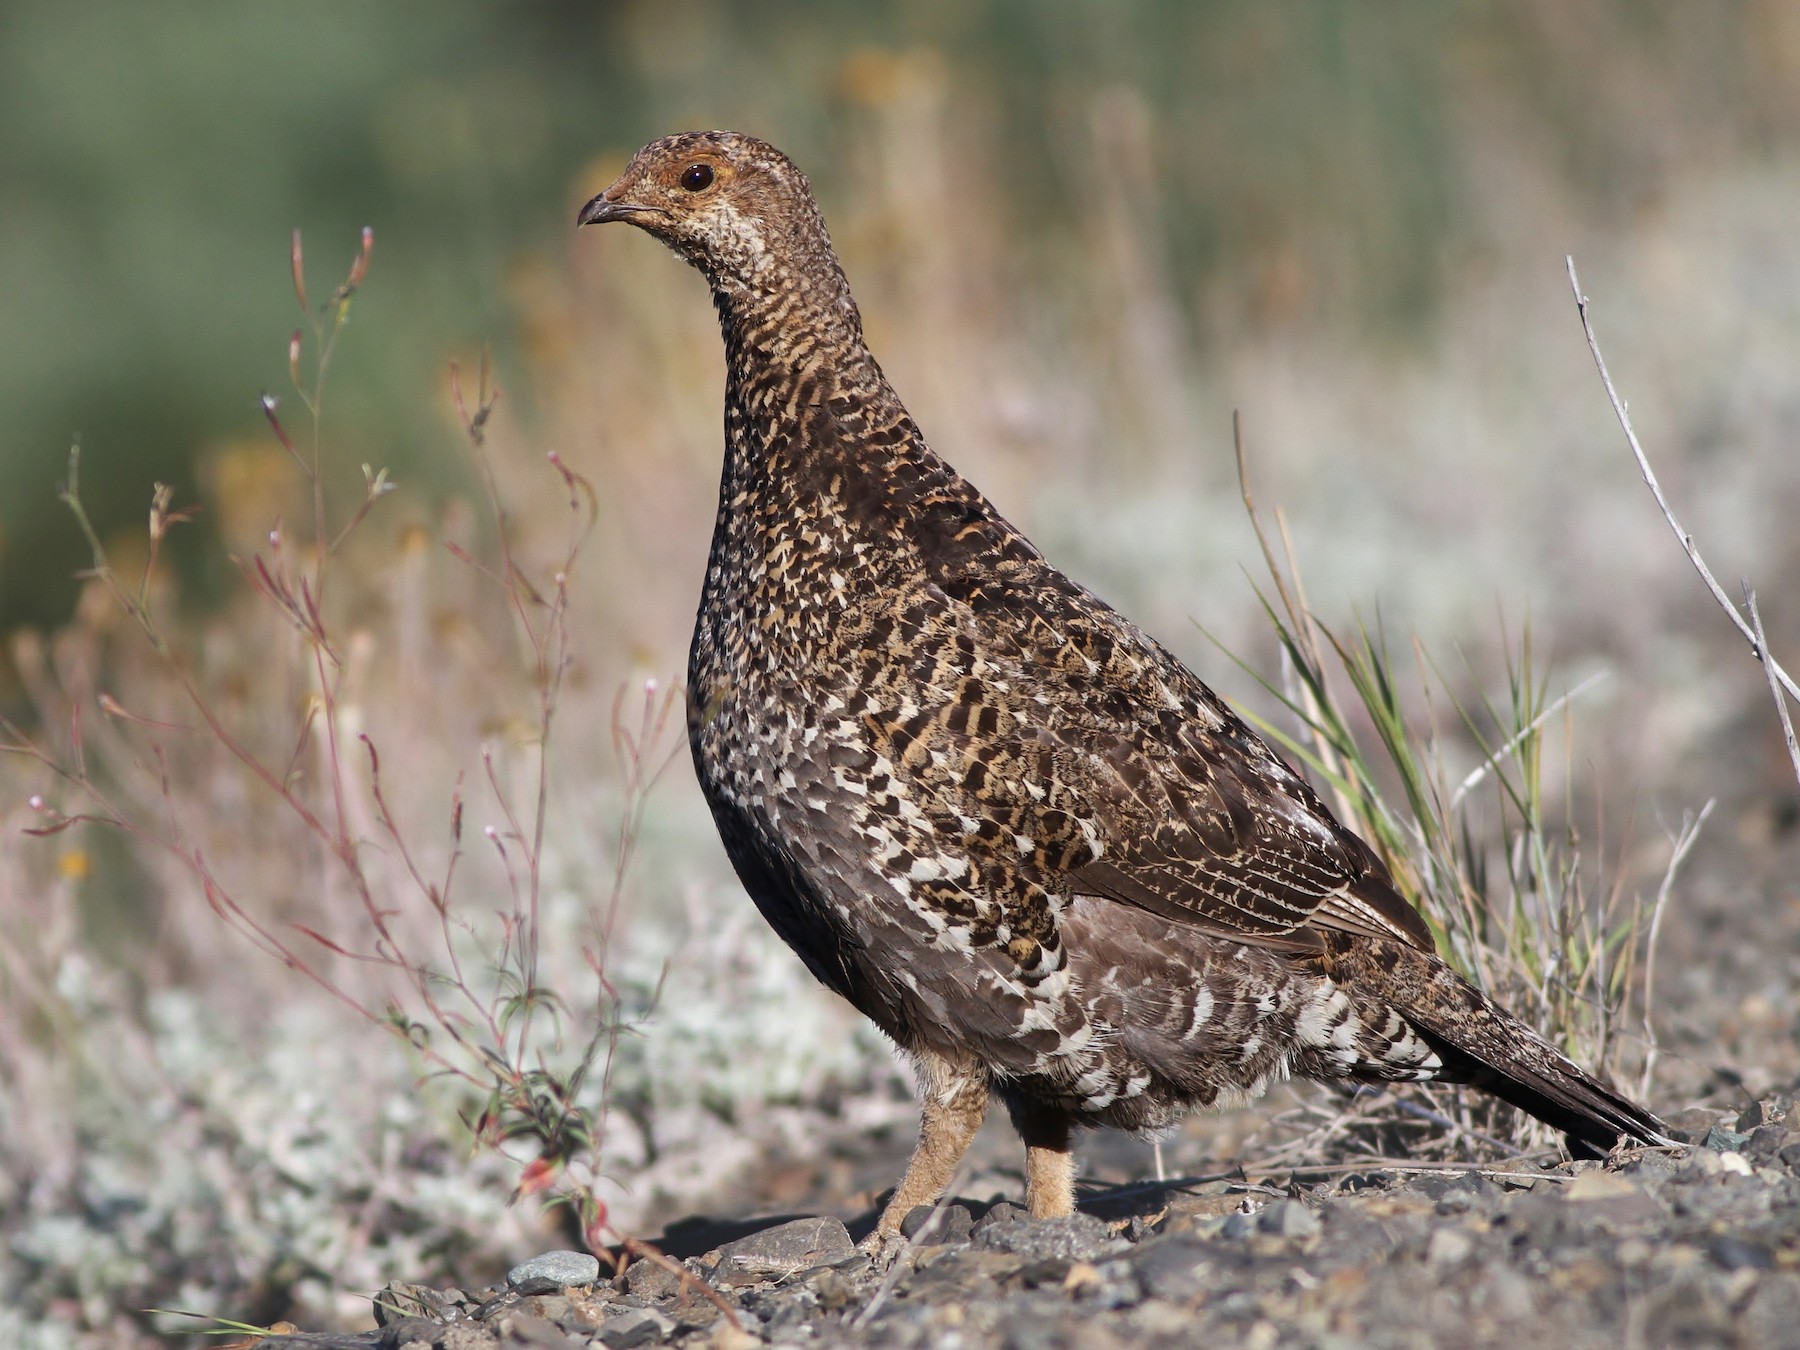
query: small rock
[
  {"left": 971, "top": 1201, "right": 1030, "bottom": 1236},
  {"left": 1002, "top": 1311, "right": 1077, "bottom": 1350},
  {"left": 1070, "top": 1258, "right": 1141, "bottom": 1312},
  {"left": 482, "top": 1313, "right": 586, "bottom": 1347},
  {"left": 807, "top": 1267, "right": 860, "bottom": 1311},
  {"left": 1063, "top": 1261, "right": 1103, "bottom": 1294},
  {"left": 1662, "top": 1108, "right": 1726, "bottom": 1143},
  {"left": 1425, "top": 1227, "right": 1472, "bottom": 1267},
  {"left": 1404, "top": 1171, "right": 1482, "bottom": 1201},
  {"left": 377, "top": 1315, "right": 453, "bottom": 1346},
  {"left": 597, "top": 1306, "right": 677, "bottom": 1349},
  {"left": 373, "top": 1283, "right": 458, "bottom": 1327},
  {"left": 975, "top": 1211, "right": 1122, "bottom": 1262},
  {"left": 1738, "top": 1274, "right": 1800, "bottom": 1345},
  {"left": 707, "top": 1216, "right": 858, "bottom": 1287},
  {"left": 902, "top": 1245, "right": 1025, "bottom": 1295},
  {"left": 1564, "top": 1170, "right": 1638, "bottom": 1201},
  {"left": 1471, "top": 1264, "right": 1536, "bottom": 1319},
  {"left": 1708, "top": 1236, "right": 1773, "bottom": 1270},
  {"left": 1745, "top": 1124, "right": 1792, "bottom": 1161},
  {"left": 1221, "top": 1208, "right": 1258, "bottom": 1240},
  {"left": 1130, "top": 1299, "right": 1198, "bottom": 1337},
  {"left": 1016, "top": 1256, "right": 1075, "bottom": 1288},
  {"left": 508, "top": 1250, "right": 602, "bottom": 1294},
  {"left": 1125, "top": 1235, "right": 1213, "bottom": 1302},
  {"left": 522, "top": 1294, "right": 574, "bottom": 1326},
  {"left": 1256, "top": 1200, "right": 1320, "bottom": 1239},
  {"left": 1735, "top": 1098, "right": 1790, "bottom": 1132},
  {"left": 901, "top": 1202, "right": 974, "bottom": 1245},
  {"left": 623, "top": 1254, "right": 686, "bottom": 1300},
  {"left": 1702, "top": 1126, "right": 1752, "bottom": 1154},
  {"left": 1622, "top": 1151, "right": 1678, "bottom": 1180}
]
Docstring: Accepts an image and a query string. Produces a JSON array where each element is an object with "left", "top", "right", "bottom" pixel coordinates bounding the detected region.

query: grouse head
[{"left": 578, "top": 130, "right": 859, "bottom": 333}]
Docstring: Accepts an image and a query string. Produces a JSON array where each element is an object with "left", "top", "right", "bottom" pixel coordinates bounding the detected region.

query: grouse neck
[
  {"left": 710, "top": 270, "right": 914, "bottom": 484},
  {"left": 709, "top": 267, "right": 868, "bottom": 382}
]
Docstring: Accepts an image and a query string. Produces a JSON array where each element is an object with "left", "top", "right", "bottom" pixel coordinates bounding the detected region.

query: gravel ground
[
  {"left": 246, "top": 1097, "right": 1800, "bottom": 1350},
  {"left": 236, "top": 801, "right": 1800, "bottom": 1350}
]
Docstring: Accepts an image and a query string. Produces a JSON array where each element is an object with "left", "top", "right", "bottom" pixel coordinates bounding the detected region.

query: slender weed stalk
[{"left": 0, "top": 231, "right": 668, "bottom": 1259}]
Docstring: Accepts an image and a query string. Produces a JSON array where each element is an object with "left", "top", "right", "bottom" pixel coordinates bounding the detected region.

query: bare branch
[
  {"left": 1747, "top": 590, "right": 1800, "bottom": 791},
  {"left": 1566, "top": 257, "right": 1799, "bottom": 708},
  {"left": 1639, "top": 799, "right": 1713, "bottom": 1100}
]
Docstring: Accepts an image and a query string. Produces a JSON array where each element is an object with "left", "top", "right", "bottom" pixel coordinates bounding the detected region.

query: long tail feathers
[
  {"left": 1413, "top": 1026, "right": 1672, "bottom": 1159},
  {"left": 1325, "top": 935, "right": 1674, "bottom": 1158}
]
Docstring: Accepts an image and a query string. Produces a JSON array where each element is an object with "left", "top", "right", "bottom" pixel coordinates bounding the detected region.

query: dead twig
[
  {"left": 1566, "top": 256, "right": 1800, "bottom": 792},
  {"left": 1639, "top": 800, "right": 1713, "bottom": 1100},
  {"left": 1748, "top": 591, "right": 1800, "bottom": 789}
]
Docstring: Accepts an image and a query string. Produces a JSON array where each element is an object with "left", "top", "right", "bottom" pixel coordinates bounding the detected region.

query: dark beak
[{"left": 577, "top": 192, "right": 653, "bottom": 227}]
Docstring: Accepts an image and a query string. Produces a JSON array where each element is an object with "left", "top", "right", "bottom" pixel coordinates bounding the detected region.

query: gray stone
[
  {"left": 1745, "top": 1123, "right": 1793, "bottom": 1161},
  {"left": 903, "top": 1245, "right": 1027, "bottom": 1299},
  {"left": 708, "top": 1215, "right": 858, "bottom": 1286},
  {"left": 1702, "top": 1125, "right": 1752, "bottom": 1153},
  {"left": 901, "top": 1201, "right": 975, "bottom": 1245},
  {"left": 1623, "top": 1150, "right": 1678, "bottom": 1180},
  {"left": 377, "top": 1317, "right": 453, "bottom": 1348},
  {"left": 1256, "top": 1199, "right": 1320, "bottom": 1238},
  {"left": 1735, "top": 1097, "right": 1791, "bottom": 1132},
  {"left": 1739, "top": 1274, "right": 1800, "bottom": 1345},
  {"left": 474, "top": 1315, "right": 582, "bottom": 1348},
  {"left": 506, "top": 1249, "right": 602, "bottom": 1294},
  {"left": 1125, "top": 1235, "right": 1214, "bottom": 1302},
  {"left": 373, "top": 1283, "right": 459, "bottom": 1326},
  {"left": 1470, "top": 1264, "right": 1536, "bottom": 1320},
  {"left": 622, "top": 1252, "right": 686, "bottom": 1299},
  {"left": 1662, "top": 1107, "right": 1726, "bottom": 1143},
  {"left": 971, "top": 1201, "right": 1030, "bottom": 1236},
  {"left": 1425, "top": 1226, "right": 1473, "bottom": 1267},
  {"left": 596, "top": 1306, "right": 676, "bottom": 1348},
  {"left": 975, "top": 1212, "right": 1122, "bottom": 1262},
  {"left": 1707, "top": 1234, "right": 1773, "bottom": 1270},
  {"left": 1220, "top": 1208, "right": 1258, "bottom": 1240}
]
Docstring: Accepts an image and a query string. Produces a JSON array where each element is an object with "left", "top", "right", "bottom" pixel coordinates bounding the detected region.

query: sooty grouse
[{"left": 578, "top": 131, "right": 1668, "bottom": 1240}]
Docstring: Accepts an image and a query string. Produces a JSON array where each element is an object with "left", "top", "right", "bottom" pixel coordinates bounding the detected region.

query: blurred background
[{"left": 3, "top": 1, "right": 1799, "bottom": 1343}]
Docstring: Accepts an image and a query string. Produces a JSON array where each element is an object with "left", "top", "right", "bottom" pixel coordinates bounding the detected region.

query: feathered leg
[
  {"left": 873, "top": 1050, "right": 989, "bottom": 1240},
  {"left": 1006, "top": 1094, "right": 1076, "bottom": 1219}
]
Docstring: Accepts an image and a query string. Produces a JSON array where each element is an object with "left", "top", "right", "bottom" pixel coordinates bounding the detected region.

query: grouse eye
[{"left": 680, "top": 163, "right": 715, "bottom": 192}]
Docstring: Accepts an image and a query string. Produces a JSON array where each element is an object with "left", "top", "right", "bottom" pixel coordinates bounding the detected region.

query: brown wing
[
  {"left": 889, "top": 458, "right": 1435, "bottom": 957},
  {"left": 1060, "top": 715, "right": 1435, "bottom": 954},
  {"left": 918, "top": 531, "right": 1435, "bottom": 956}
]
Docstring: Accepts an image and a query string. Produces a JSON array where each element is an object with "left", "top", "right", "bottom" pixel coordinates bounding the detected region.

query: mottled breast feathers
[{"left": 791, "top": 404, "right": 1437, "bottom": 961}]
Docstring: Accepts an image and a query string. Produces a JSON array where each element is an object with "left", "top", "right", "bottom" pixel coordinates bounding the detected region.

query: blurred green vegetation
[{"left": 2, "top": 0, "right": 1795, "bottom": 632}]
